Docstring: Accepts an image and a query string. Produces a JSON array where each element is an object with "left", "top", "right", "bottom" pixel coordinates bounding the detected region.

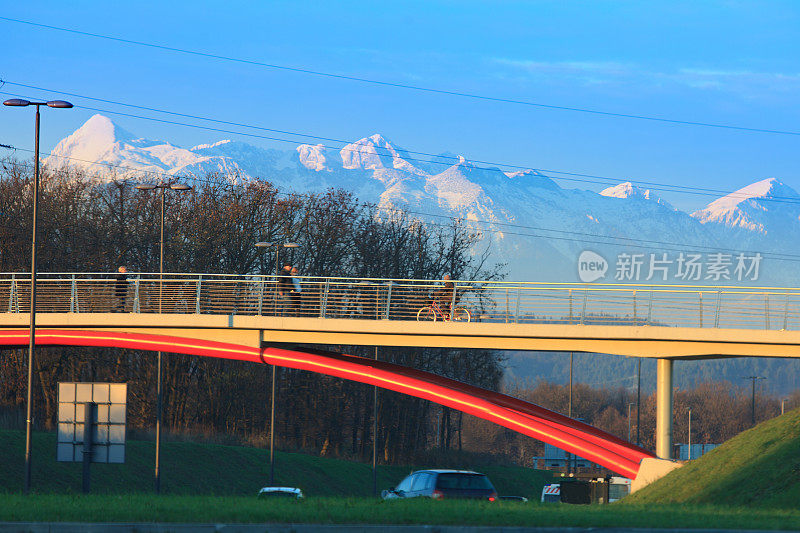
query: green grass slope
[
  {"left": 626, "top": 407, "right": 800, "bottom": 508},
  {"left": 0, "top": 430, "right": 552, "bottom": 499}
]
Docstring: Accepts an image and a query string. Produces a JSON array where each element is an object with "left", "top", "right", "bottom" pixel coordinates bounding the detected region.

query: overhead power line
[
  {"left": 1, "top": 16, "right": 799, "bottom": 137},
  {"left": 3, "top": 86, "right": 800, "bottom": 207},
  {"left": 3, "top": 154, "right": 800, "bottom": 265}
]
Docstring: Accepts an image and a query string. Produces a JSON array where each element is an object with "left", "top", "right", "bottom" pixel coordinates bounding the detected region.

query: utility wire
[
  {"left": 3, "top": 86, "right": 800, "bottom": 206},
  {"left": 1, "top": 16, "right": 799, "bottom": 137},
  {"left": 3, "top": 154, "right": 800, "bottom": 265}
]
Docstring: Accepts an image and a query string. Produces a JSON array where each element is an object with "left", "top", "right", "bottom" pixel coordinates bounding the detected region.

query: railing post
[
  {"left": 320, "top": 279, "right": 330, "bottom": 318},
  {"left": 783, "top": 293, "right": 790, "bottom": 331},
  {"left": 647, "top": 290, "right": 653, "bottom": 325},
  {"left": 450, "top": 282, "right": 459, "bottom": 322},
  {"left": 714, "top": 291, "right": 721, "bottom": 328},
  {"left": 70, "top": 275, "right": 77, "bottom": 313},
  {"left": 568, "top": 289, "right": 573, "bottom": 325},
  {"left": 195, "top": 276, "right": 203, "bottom": 314},
  {"left": 133, "top": 275, "right": 141, "bottom": 313},
  {"left": 632, "top": 290, "right": 637, "bottom": 326},
  {"left": 514, "top": 287, "right": 521, "bottom": 324},
  {"left": 385, "top": 282, "right": 393, "bottom": 320},
  {"left": 765, "top": 294, "right": 770, "bottom": 330},
  {"left": 698, "top": 292, "right": 703, "bottom": 328},
  {"left": 505, "top": 288, "right": 510, "bottom": 323},
  {"left": 257, "top": 277, "right": 265, "bottom": 316},
  {"left": 8, "top": 274, "right": 17, "bottom": 313},
  {"left": 580, "top": 288, "right": 588, "bottom": 325}
]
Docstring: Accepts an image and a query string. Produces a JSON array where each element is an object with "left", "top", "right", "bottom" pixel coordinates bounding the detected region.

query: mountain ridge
[{"left": 44, "top": 115, "right": 800, "bottom": 284}]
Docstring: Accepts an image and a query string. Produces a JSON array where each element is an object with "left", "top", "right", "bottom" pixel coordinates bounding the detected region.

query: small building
[
  {"left": 533, "top": 443, "right": 594, "bottom": 469},
  {"left": 676, "top": 443, "right": 718, "bottom": 460}
]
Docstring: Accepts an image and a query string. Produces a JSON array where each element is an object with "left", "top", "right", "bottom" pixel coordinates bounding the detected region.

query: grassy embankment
[
  {"left": 0, "top": 429, "right": 551, "bottom": 498},
  {"left": 626, "top": 406, "right": 800, "bottom": 508}
]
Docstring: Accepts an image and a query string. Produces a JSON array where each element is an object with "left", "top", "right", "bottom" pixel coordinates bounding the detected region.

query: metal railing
[{"left": 0, "top": 272, "right": 798, "bottom": 331}]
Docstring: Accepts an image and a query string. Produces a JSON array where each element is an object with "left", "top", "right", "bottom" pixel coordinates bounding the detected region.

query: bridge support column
[{"left": 656, "top": 358, "right": 673, "bottom": 459}]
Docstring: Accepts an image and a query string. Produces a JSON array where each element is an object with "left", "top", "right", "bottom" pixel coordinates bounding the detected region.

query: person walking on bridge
[
  {"left": 277, "top": 263, "right": 294, "bottom": 316},
  {"left": 114, "top": 266, "right": 129, "bottom": 312}
]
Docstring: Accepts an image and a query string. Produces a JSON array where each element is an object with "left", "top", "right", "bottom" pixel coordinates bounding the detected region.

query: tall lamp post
[
  {"left": 687, "top": 408, "right": 692, "bottom": 460},
  {"left": 627, "top": 402, "right": 635, "bottom": 442},
  {"left": 4, "top": 98, "right": 73, "bottom": 494},
  {"left": 136, "top": 180, "right": 192, "bottom": 493},
  {"left": 743, "top": 376, "right": 766, "bottom": 427},
  {"left": 636, "top": 358, "right": 641, "bottom": 446},
  {"left": 254, "top": 241, "right": 300, "bottom": 485},
  {"left": 566, "top": 352, "right": 573, "bottom": 474}
]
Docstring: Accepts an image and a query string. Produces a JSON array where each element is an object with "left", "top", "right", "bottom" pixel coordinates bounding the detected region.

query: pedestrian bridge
[
  {"left": 2, "top": 272, "right": 799, "bottom": 357},
  {"left": 3, "top": 272, "right": 800, "bottom": 461}
]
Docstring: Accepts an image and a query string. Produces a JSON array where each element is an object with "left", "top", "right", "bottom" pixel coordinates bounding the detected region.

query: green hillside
[
  {"left": 0, "top": 430, "right": 552, "bottom": 499},
  {"left": 626, "top": 407, "right": 800, "bottom": 508}
]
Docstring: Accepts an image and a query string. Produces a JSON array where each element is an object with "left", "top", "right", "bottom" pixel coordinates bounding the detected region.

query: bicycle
[{"left": 416, "top": 300, "right": 471, "bottom": 322}]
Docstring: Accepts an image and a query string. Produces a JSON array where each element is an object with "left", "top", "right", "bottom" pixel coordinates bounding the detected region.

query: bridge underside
[
  {"left": 2, "top": 313, "right": 800, "bottom": 358},
  {"left": 0, "top": 328, "right": 656, "bottom": 479}
]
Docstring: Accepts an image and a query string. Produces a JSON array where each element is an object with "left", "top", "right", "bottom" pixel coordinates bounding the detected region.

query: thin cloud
[
  {"left": 492, "top": 57, "right": 800, "bottom": 94},
  {"left": 670, "top": 68, "right": 800, "bottom": 92},
  {"left": 492, "top": 58, "right": 632, "bottom": 76}
]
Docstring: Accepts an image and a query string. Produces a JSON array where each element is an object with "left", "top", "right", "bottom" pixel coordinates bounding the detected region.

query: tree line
[
  {"left": 461, "top": 378, "right": 800, "bottom": 465},
  {"left": 0, "top": 159, "right": 505, "bottom": 463}
]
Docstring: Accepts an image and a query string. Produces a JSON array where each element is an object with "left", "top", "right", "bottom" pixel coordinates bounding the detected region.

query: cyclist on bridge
[{"left": 433, "top": 274, "right": 455, "bottom": 316}]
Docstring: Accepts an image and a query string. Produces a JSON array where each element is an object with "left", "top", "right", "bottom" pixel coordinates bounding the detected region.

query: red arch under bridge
[{"left": 0, "top": 329, "right": 655, "bottom": 478}]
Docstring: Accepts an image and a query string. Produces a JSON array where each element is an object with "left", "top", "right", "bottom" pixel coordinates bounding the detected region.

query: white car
[{"left": 257, "top": 486, "right": 303, "bottom": 499}]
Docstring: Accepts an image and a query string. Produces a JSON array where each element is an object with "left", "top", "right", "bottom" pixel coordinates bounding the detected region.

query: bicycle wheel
[
  {"left": 416, "top": 306, "right": 437, "bottom": 321},
  {"left": 451, "top": 308, "right": 471, "bottom": 322}
]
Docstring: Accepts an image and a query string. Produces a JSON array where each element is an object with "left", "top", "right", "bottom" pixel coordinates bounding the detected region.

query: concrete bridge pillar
[{"left": 656, "top": 358, "right": 673, "bottom": 459}]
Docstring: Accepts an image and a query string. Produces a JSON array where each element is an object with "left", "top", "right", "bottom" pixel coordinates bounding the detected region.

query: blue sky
[{"left": 1, "top": 0, "right": 798, "bottom": 211}]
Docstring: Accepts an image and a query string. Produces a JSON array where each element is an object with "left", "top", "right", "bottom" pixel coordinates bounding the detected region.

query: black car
[{"left": 382, "top": 469, "right": 498, "bottom": 500}]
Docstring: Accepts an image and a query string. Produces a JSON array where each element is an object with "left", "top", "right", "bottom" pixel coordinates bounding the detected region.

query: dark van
[{"left": 382, "top": 469, "right": 497, "bottom": 501}]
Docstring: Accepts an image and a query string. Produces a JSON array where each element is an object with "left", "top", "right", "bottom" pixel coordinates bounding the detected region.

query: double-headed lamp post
[
  {"left": 136, "top": 180, "right": 192, "bottom": 494},
  {"left": 4, "top": 98, "right": 73, "bottom": 494},
  {"left": 254, "top": 241, "right": 299, "bottom": 485},
  {"left": 254, "top": 241, "right": 300, "bottom": 275}
]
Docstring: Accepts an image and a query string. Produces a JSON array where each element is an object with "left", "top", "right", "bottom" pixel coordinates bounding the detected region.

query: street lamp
[
  {"left": 254, "top": 241, "right": 300, "bottom": 486},
  {"left": 136, "top": 180, "right": 192, "bottom": 494},
  {"left": 4, "top": 98, "right": 72, "bottom": 494}
]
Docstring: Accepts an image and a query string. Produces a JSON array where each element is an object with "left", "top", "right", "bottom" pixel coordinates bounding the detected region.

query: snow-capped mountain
[
  {"left": 692, "top": 178, "right": 800, "bottom": 233},
  {"left": 601, "top": 182, "right": 674, "bottom": 209},
  {"left": 44, "top": 115, "right": 800, "bottom": 284}
]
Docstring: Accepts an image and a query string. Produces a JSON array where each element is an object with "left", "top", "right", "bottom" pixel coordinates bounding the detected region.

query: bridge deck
[{"left": 1, "top": 312, "right": 800, "bottom": 358}]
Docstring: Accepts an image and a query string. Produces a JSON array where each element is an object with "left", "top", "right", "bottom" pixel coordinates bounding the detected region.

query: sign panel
[{"left": 57, "top": 382, "right": 127, "bottom": 463}]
